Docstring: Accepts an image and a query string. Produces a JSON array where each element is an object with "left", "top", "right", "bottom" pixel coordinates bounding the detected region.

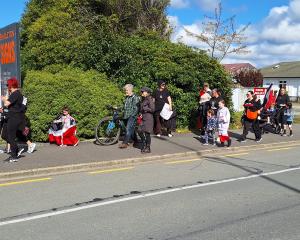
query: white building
[{"left": 261, "top": 61, "right": 300, "bottom": 102}]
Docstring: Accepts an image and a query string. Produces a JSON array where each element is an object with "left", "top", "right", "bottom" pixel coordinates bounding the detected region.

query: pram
[{"left": 259, "top": 107, "right": 283, "bottom": 134}]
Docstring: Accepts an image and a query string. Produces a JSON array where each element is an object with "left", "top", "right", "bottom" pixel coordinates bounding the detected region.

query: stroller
[{"left": 259, "top": 107, "right": 282, "bottom": 134}]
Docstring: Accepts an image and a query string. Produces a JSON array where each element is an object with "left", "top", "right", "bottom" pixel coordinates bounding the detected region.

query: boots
[{"left": 142, "top": 145, "right": 151, "bottom": 154}]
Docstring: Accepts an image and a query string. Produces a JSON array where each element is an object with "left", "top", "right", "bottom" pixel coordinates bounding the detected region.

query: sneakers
[
  {"left": 290, "top": 134, "right": 293, "bottom": 137},
  {"left": 239, "top": 138, "right": 247, "bottom": 143},
  {"left": 255, "top": 138, "right": 262, "bottom": 143},
  {"left": 17, "top": 148, "right": 25, "bottom": 157},
  {"left": 156, "top": 134, "right": 161, "bottom": 137},
  {"left": 27, "top": 143, "right": 36, "bottom": 153},
  {"left": 202, "top": 143, "right": 209, "bottom": 146},
  {"left": 168, "top": 134, "right": 173, "bottom": 138},
  {"left": 5, "top": 156, "right": 18, "bottom": 163},
  {"left": 142, "top": 146, "right": 151, "bottom": 154}
]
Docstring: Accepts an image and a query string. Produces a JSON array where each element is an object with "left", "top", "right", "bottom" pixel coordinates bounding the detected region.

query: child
[
  {"left": 203, "top": 109, "right": 217, "bottom": 146},
  {"left": 49, "top": 107, "right": 79, "bottom": 146},
  {"left": 217, "top": 100, "right": 231, "bottom": 147},
  {"left": 266, "top": 103, "right": 276, "bottom": 124},
  {"left": 283, "top": 102, "right": 294, "bottom": 137}
]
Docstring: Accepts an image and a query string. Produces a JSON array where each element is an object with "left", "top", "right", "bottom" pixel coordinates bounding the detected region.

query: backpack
[{"left": 246, "top": 109, "right": 258, "bottom": 120}]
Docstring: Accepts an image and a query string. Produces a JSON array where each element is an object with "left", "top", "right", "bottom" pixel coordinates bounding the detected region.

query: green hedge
[{"left": 23, "top": 67, "right": 123, "bottom": 141}]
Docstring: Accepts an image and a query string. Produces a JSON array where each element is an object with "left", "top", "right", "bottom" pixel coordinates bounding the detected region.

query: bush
[
  {"left": 23, "top": 67, "right": 123, "bottom": 141},
  {"left": 83, "top": 35, "right": 232, "bottom": 128}
]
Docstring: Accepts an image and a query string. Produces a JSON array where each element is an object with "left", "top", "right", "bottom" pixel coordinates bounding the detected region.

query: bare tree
[{"left": 184, "top": 2, "right": 250, "bottom": 61}]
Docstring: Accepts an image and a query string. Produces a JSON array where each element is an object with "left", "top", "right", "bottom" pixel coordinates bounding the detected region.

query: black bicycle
[{"left": 95, "top": 106, "right": 126, "bottom": 145}]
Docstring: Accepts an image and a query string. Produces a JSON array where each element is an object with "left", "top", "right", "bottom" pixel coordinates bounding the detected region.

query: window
[{"left": 279, "top": 80, "right": 287, "bottom": 89}]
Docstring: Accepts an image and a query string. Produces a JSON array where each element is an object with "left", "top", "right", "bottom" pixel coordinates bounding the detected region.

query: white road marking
[{"left": 1, "top": 166, "right": 300, "bottom": 227}]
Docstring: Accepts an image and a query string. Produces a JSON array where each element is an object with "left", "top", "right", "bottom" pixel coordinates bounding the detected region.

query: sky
[{"left": 0, "top": 0, "right": 299, "bottom": 68}]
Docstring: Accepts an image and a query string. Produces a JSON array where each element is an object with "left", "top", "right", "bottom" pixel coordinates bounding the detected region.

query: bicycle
[{"left": 95, "top": 105, "right": 126, "bottom": 145}]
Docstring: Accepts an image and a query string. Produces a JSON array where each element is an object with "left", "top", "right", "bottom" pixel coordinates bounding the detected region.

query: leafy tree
[
  {"left": 185, "top": 2, "right": 250, "bottom": 61},
  {"left": 20, "top": 0, "right": 232, "bottom": 131},
  {"left": 234, "top": 69, "right": 263, "bottom": 87}
]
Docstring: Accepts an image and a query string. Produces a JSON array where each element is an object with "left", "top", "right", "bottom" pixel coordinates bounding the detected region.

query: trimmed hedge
[{"left": 23, "top": 67, "right": 123, "bottom": 141}]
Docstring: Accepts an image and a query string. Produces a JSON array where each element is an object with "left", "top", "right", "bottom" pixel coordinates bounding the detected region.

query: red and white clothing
[
  {"left": 217, "top": 107, "right": 230, "bottom": 143},
  {"left": 49, "top": 115, "right": 79, "bottom": 146}
]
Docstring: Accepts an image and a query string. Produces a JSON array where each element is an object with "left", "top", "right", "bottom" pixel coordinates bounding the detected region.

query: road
[{"left": 0, "top": 143, "right": 299, "bottom": 239}]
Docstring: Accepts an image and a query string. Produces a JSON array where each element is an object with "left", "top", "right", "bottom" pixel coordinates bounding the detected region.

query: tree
[
  {"left": 185, "top": 2, "right": 250, "bottom": 61},
  {"left": 234, "top": 69, "right": 263, "bottom": 87}
]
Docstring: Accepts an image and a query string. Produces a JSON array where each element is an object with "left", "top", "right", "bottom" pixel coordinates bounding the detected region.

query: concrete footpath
[{"left": 0, "top": 125, "right": 299, "bottom": 180}]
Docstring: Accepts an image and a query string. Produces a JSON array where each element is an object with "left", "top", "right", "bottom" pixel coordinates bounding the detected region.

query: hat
[
  {"left": 157, "top": 80, "right": 166, "bottom": 86},
  {"left": 141, "top": 87, "right": 152, "bottom": 93}
]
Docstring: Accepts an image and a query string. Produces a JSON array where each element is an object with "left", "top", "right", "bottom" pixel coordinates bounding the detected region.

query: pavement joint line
[
  {"left": 1, "top": 166, "right": 300, "bottom": 227},
  {"left": 267, "top": 147, "right": 292, "bottom": 152},
  {"left": 0, "top": 178, "right": 51, "bottom": 187},
  {"left": 89, "top": 167, "right": 134, "bottom": 175},
  {"left": 1, "top": 140, "right": 300, "bottom": 181},
  {"left": 165, "top": 159, "right": 202, "bottom": 165}
]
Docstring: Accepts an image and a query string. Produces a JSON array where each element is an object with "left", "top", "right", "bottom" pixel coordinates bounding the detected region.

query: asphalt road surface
[{"left": 0, "top": 143, "right": 299, "bottom": 240}]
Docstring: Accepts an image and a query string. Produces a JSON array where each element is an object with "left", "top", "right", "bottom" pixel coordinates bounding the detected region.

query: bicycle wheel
[{"left": 95, "top": 116, "right": 121, "bottom": 145}]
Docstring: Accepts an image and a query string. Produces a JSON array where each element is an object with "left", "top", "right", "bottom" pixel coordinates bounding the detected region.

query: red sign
[{"left": 254, "top": 87, "right": 267, "bottom": 95}]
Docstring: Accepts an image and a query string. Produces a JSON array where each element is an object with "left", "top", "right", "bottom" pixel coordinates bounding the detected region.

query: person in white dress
[{"left": 217, "top": 100, "right": 231, "bottom": 147}]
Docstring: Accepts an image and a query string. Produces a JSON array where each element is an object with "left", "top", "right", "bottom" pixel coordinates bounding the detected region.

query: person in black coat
[
  {"left": 153, "top": 80, "right": 175, "bottom": 137},
  {"left": 240, "top": 91, "right": 262, "bottom": 142},
  {"left": 209, "top": 88, "right": 223, "bottom": 115},
  {"left": 138, "top": 87, "right": 155, "bottom": 153},
  {"left": 275, "top": 88, "right": 290, "bottom": 131}
]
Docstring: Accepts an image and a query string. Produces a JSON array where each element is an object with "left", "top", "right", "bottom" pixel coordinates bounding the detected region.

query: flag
[
  {"left": 262, "top": 84, "right": 273, "bottom": 109},
  {"left": 49, "top": 115, "right": 79, "bottom": 146}
]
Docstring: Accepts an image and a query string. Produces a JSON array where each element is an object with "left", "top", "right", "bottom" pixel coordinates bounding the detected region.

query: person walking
[
  {"left": 153, "top": 80, "right": 175, "bottom": 137},
  {"left": 119, "top": 84, "right": 140, "bottom": 149},
  {"left": 275, "top": 88, "right": 290, "bottom": 133},
  {"left": 1, "top": 78, "right": 26, "bottom": 162},
  {"left": 217, "top": 100, "right": 231, "bottom": 147},
  {"left": 239, "top": 91, "right": 262, "bottom": 142},
  {"left": 137, "top": 87, "right": 155, "bottom": 153}
]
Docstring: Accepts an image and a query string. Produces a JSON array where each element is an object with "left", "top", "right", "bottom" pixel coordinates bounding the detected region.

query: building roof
[
  {"left": 222, "top": 63, "right": 256, "bottom": 75},
  {"left": 260, "top": 61, "right": 300, "bottom": 78}
]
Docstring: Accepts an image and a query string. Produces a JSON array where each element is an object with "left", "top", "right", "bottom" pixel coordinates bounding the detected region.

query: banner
[{"left": 0, "top": 23, "right": 21, "bottom": 98}]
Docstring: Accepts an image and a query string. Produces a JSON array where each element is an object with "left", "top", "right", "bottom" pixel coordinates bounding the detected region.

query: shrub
[{"left": 23, "top": 67, "right": 123, "bottom": 141}]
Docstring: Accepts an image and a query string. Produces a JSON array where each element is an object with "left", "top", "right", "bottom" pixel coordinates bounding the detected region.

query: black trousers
[
  {"left": 7, "top": 113, "right": 25, "bottom": 158},
  {"left": 242, "top": 119, "right": 261, "bottom": 140},
  {"left": 138, "top": 131, "right": 151, "bottom": 147}
]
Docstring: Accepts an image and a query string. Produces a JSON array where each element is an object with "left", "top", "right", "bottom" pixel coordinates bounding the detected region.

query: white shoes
[{"left": 27, "top": 143, "right": 36, "bottom": 153}]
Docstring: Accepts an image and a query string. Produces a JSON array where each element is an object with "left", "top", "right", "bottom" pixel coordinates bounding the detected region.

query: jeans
[
  {"left": 123, "top": 116, "right": 136, "bottom": 144},
  {"left": 204, "top": 129, "right": 215, "bottom": 144}
]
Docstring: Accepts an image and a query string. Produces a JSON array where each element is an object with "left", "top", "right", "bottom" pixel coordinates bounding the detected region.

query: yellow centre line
[
  {"left": 165, "top": 159, "right": 202, "bottom": 165},
  {"left": 224, "top": 153, "right": 249, "bottom": 157},
  {"left": 267, "top": 147, "right": 292, "bottom": 152},
  {"left": 0, "top": 178, "right": 51, "bottom": 187},
  {"left": 89, "top": 167, "right": 134, "bottom": 175}
]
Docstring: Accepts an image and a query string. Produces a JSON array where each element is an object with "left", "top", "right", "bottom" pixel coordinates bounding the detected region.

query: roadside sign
[
  {"left": 0, "top": 23, "right": 21, "bottom": 98},
  {"left": 254, "top": 87, "right": 267, "bottom": 96}
]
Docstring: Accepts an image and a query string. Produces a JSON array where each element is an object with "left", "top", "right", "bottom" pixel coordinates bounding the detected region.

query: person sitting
[{"left": 49, "top": 107, "right": 79, "bottom": 146}]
